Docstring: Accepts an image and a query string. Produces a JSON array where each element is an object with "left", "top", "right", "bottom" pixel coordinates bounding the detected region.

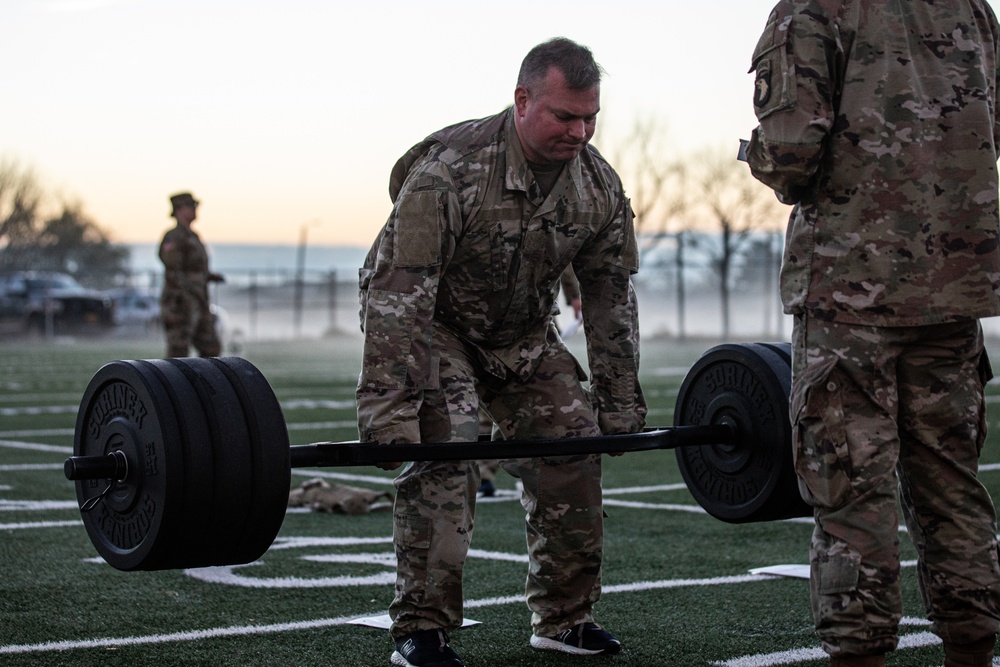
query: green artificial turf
[{"left": 1, "top": 335, "right": 998, "bottom": 666}]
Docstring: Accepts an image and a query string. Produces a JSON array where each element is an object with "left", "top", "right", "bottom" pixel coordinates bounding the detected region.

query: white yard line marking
[
  {"left": 290, "top": 468, "right": 396, "bottom": 486},
  {"left": 3, "top": 433, "right": 999, "bottom": 663},
  {"left": 0, "top": 615, "right": 364, "bottom": 655},
  {"left": 280, "top": 399, "right": 356, "bottom": 410},
  {"left": 0, "top": 568, "right": 946, "bottom": 663},
  {"left": 0, "top": 463, "right": 65, "bottom": 472},
  {"left": 0, "top": 429, "right": 73, "bottom": 438},
  {"left": 0, "top": 406, "right": 78, "bottom": 417},
  {"left": 0, "top": 400, "right": 352, "bottom": 416},
  {"left": 0, "top": 499, "right": 78, "bottom": 511},
  {"left": 711, "top": 628, "right": 940, "bottom": 667},
  {"left": 0, "top": 440, "right": 72, "bottom": 453},
  {"left": 604, "top": 483, "right": 690, "bottom": 494},
  {"left": 0, "top": 520, "right": 80, "bottom": 530},
  {"left": 287, "top": 421, "right": 358, "bottom": 431},
  {"left": 0, "top": 571, "right": 783, "bottom": 656}
]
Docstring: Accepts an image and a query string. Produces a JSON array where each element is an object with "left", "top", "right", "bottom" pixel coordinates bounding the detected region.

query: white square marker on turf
[
  {"left": 349, "top": 614, "right": 481, "bottom": 630},
  {"left": 748, "top": 564, "right": 811, "bottom": 579}
]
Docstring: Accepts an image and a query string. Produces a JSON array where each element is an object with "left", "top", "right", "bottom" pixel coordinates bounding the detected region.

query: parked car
[
  {"left": 106, "top": 287, "right": 160, "bottom": 329},
  {"left": 0, "top": 271, "right": 115, "bottom": 337}
]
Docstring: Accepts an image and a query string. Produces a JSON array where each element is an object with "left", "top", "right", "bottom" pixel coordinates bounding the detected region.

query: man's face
[
  {"left": 175, "top": 204, "right": 198, "bottom": 225},
  {"left": 514, "top": 66, "right": 600, "bottom": 165}
]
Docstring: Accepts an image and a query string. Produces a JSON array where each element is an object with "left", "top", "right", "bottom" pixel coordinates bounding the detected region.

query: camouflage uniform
[
  {"left": 747, "top": 0, "right": 1000, "bottom": 661},
  {"left": 560, "top": 264, "right": 582, "bottom": 310},
  {"left": 158, "top": 224, "right": 221, "bottom": 357},
  {"left": 357, "top": 107, "right": 645, "bottom": 640},
  {"left": 477, "top": 266, "right": 582, "bottom": 491}
]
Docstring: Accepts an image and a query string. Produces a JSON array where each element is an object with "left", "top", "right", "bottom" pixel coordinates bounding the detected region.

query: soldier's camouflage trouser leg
[
  {"left": 160, "top": 289, "right": 221, "bottom": 358},
  {"left": 476, "top": 408, "right": 500, "bottom": 483},
  {"left": 389, "top": 324, "right": 603, "bottom": 639},
  {"left": 792, "top": 314, "right": 1000, "bottom": 658}
]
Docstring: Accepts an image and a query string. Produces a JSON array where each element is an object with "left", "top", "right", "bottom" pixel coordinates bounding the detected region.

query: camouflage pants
[
  {"left": 389, "top": 323, "right": 604, "bottom": 639},
  {"left": 791, "top": 313, "right": 1000, "bottom": 657},
  {"left": 477, "top": 407, "right": 500, "bottom": 483},
  {"left": 160, "top": 288, "right": 221, "bottom": 357}
]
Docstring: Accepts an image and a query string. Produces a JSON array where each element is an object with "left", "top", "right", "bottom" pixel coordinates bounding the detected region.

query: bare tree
[
  {"left": 0, "top": 157, "right": 44, "bottom": 262},
  {"left": 653, "top": 167, "right": 699, "bottom": 340},
  {"left": 737, "top": 233, "right": 786, "bottom": 337},
  {"left": 597, "top": 122, "right": 791, "bottom": 341},
  {"left": 690, "top": 148, "right": 789, "bottom": 339},
  {"left": 37, "top": 201, "right": 130, "bottom": 286},
  {"left": 0, "top": 156, "right": 129, "bottom": 283},
  {"left": 607, "top": 115, "right": 676, "bottom": 228},
  {"left": 605, "top": 116, "right": 697, "bottom": 339}
]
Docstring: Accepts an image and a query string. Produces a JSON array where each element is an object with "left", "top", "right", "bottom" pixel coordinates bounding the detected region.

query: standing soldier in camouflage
[
  {"left": 158, "top": 192, "right": 224, "bottom": 358},
  {"left": 746, "top": 2, "right": 1000, "bottom": 666},
  {"left": 357, "top": 37, "right": 645, "bottom": 667}
]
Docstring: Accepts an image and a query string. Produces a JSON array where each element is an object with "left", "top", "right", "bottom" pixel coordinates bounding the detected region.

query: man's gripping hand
[
  {"left": 359, "top": 420, "right": 420, "bottom": 471},
  {"left": 375, "top": 455, "right": 404, "bottom": 472},
  {"left": 598, "top": 411, "right": 647, "bottom": 457}
]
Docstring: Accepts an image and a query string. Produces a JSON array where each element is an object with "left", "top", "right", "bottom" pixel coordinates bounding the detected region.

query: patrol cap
[{"left": 169, "top": 192, "right": 199, "bottom": 215}]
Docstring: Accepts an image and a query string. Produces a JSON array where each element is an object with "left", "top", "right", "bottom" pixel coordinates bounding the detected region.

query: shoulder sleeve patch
[
  {"left": 393, "top": 190, "right": 443, "bottom": 268},
  {"left": 750, "top": 15, "right": 797, "bottom": 120}
]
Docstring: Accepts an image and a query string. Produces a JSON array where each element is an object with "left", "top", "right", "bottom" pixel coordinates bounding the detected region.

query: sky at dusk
[{"left": 4, "top": 0, "right": 801, "bottom": 248}]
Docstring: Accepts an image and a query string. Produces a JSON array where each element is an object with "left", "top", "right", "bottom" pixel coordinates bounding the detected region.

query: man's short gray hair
[{"left": 517, "top": 37, "right": 604, "bottom": 92}]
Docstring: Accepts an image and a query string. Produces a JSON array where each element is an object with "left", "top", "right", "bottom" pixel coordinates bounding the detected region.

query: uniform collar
[{"left": 503, "top": 108, "right": 585, "bottom": 205}]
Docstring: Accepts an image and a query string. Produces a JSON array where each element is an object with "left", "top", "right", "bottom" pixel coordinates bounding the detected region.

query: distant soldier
[
  {"left": 746, "top": 2, "right": 1000, "bottom": 666},
  {"left": 158, "top": 192, "right": 224, "bottom": 357}
]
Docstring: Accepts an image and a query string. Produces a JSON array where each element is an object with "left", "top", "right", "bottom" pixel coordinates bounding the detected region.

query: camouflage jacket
[
  {"left": 357, "top": 108, "right": 645, "bottom": 444},
  {"left": 747, "top": 0, "right": 1000, "bottom": 326},
  {"left": 560, "top": 265, "right": 582, "bottom": 306},
  {"left": 159, "top": 224, "right": 211, "bottom": 299}
]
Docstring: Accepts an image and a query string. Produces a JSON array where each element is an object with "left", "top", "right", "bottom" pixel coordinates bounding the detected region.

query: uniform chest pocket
[{"left": 456, "top": 214, "right": 521, "bottom": 291}]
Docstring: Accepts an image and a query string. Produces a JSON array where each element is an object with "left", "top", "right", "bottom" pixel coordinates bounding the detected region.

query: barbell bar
[
  {"left": 63, "top": 342, "right": 810, "bottom": 572},
  {"left": 66, "top": 424, "right": 737, "bottom": 477}
]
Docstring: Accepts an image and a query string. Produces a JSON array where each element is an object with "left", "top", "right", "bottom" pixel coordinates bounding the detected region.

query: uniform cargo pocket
[
  {"left": 792, "top": 357, "right": 855, "bottom": 508},
  {"left": 815, "top": 548, "right": 861, "bottom": 596},
  {"left": 394, "top": 513, "right": 431, "bottom": 550}
]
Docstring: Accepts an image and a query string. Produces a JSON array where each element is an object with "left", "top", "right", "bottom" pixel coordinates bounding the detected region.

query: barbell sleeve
[{"left": 64, "top": 450, "right": 128, "bottom": 482}]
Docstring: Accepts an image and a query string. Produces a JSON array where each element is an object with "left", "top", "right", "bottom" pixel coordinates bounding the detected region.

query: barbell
[{"left": 63, "top": 342, "right": 809, "bottom": 572}]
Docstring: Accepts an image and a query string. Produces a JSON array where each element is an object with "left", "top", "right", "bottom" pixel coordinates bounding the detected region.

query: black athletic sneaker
[
  {"left": 391, "top": 629, "right": 465, "bottom": 667},
  {"left": 530, "top": 622, "right": 622, "bottom": 655}
]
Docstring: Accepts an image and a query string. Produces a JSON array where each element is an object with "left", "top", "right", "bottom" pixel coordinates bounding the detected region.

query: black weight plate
[
  {"left": 166, "top": 358, "right": 254, "bottom": 567},
  {"left": 211, "top": 357, "right": 291, "bottom": 563},
  {"left": 758, "top": 341, "right": 792, "bottom": 367},
  {"left": 674, "top": 342, "right": 810, "bottom": 523},
  {"left": 140, "top": 359, "right": 217, "bottom": 568},
  {"left": 73, "top": 360, "right": 185, "bottom": 571}
]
